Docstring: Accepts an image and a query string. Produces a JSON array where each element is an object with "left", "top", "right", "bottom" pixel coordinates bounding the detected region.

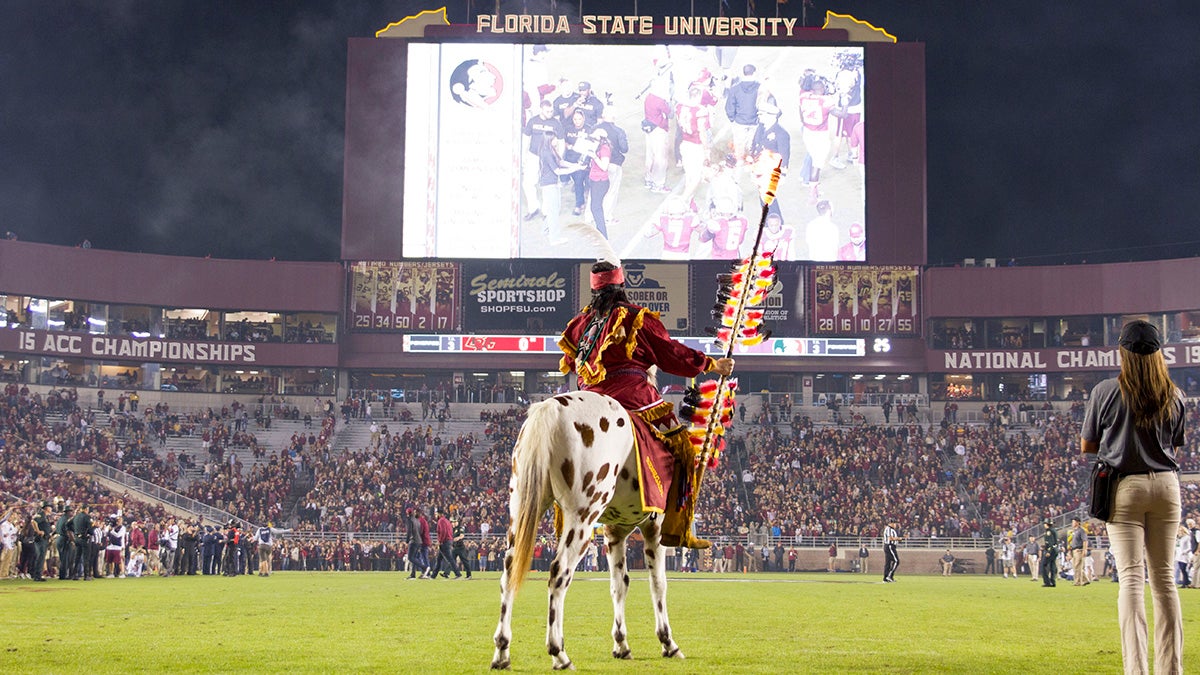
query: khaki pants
[
  {"left": 0, "top": 546, "right": 14, "bottom": 578},
  {"left": 1027, "top": 554, "right": 1039, "bottom": 579},
  {"left": 860, "top": 558, "right": 869, "bottom": 574},
  {"left": 1071, "top": 549, "right": 1087, "bottom": 585},
  {"left": 1107, "top": 472, "right": 1183, "bottom": 675},
  {"left": 941, "top": 561, "right": 953, "bottom": 576},
  {"left": 258, "top": 544, "right": 273, "bottom": 575}
]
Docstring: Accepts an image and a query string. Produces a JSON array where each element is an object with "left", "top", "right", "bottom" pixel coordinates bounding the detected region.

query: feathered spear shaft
[{"left": 683, "top": 161, "right": 783, "bottom": 469}]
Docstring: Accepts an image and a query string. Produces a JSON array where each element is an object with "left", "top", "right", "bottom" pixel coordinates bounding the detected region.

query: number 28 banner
[
  {"left": 810, "top": 265, "right": 919, "bottom": 336},
  {"left": 350, "top": 261, "right": 460, "bottom": 332}
]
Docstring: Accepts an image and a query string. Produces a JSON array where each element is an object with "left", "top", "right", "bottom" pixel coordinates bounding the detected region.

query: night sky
[{"left": 2, "top": 1, "right": 1198, "bottom": 265}]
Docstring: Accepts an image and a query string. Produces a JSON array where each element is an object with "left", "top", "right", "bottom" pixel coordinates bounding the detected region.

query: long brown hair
[{"left": 1117, "top": 346, "right": 1179, "bottom": 429}]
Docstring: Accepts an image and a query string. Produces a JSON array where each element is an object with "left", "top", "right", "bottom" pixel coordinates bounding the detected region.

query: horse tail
[{"left": 508, "top": 399, "right": 558, "bottom": 593}]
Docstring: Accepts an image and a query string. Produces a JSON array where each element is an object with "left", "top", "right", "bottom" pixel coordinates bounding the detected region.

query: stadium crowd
[{"left": 5, "top": 377, "right": 1200, "bottom": 580}]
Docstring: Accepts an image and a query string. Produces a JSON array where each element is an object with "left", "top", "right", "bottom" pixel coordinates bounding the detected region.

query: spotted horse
[{"left": 490, "top": 390, "right": 686, "bottom": 670}]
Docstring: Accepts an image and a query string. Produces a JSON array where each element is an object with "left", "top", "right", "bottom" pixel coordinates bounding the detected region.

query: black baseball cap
[{"left": 1119, "top": 320, "right": 1161, "bottom": 355}]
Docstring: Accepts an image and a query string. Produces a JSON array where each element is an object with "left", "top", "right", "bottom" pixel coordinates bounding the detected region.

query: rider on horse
[{"left": 558, "top": 260, "right": 735, "bottom": 549}]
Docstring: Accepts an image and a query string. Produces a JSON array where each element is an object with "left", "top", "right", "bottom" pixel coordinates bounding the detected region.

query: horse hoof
[
  {"left": 489, "top": 659, "right": 510, "bottom": 670},
  {"left": 552, "top": 660, "right": 575, "bottom": 670},
  {"left": 662, "top": 646, "right": 685, "bottom": 659},
  {"left": 612, "top": 649, "right": 632, "bottom": 659}
]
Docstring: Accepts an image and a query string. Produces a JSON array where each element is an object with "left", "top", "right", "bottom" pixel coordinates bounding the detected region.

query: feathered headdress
[{"left": 565, "top": 222, "right": 623, "bottom": 289}]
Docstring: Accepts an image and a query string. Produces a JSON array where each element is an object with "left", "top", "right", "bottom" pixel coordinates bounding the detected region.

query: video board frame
[{"left": 342, "top": 33, "right": 926, "bottom": 267}]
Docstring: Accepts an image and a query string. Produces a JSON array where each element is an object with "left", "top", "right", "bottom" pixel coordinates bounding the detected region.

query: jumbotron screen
[{"left": 400, "top": 42, "right": 865, "bottom": 262}]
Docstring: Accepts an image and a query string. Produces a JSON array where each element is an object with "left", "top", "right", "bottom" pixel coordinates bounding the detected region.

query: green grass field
[{"left": 2, "top": 571, "right": 1196, "bottom": 673}]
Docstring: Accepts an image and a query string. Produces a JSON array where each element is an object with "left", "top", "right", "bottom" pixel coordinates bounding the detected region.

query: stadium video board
[
  {"left": 343, "top": 34, "right": 926, "bottom": 266},
  {"left": 402, "top": 42, "right": 864, "bottom": 261}
]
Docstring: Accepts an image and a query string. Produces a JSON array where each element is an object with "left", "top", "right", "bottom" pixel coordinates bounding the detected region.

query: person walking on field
[
  {"left": 882, "top": 520, "right": 900, "bottom": 582},
  {"left": 1081, "top": 320, "right": 1185, "bottom": 675}
]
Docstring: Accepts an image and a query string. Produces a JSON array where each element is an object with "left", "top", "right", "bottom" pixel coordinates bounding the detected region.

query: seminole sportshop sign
[
  {"left": 462, "top": 261, "right": 576, "bottom": 332},
  {"left": 933, "top": 344, "right": 1200, "bottom": 373}
]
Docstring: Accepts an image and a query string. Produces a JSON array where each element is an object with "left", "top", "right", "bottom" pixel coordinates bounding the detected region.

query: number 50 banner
[
  {"left": 350, "top": 261, "right": 460, "bottom": 332},
  {"left": 810, "top": 265, "right": 919, "bottom": 336}
]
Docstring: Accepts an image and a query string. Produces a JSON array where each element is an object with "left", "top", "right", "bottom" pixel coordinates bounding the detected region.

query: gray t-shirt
[
  {"left": 1070, "top": 526, "right": 1086, "bottom": 550},
  {"left": 1080, "top": 377, "right": 1183, "bottom": 474}
]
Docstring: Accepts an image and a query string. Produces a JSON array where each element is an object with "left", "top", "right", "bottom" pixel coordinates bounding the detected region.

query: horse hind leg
[
  {"left": 641, "top": 518, "right": 684, "bottom": 659},
  {"left": 546, "top": 512, "right": 590, "bottom": 671},
  {"left": 603, "top": 523, "right": 634, "bottom": 660},
  {"left": 491, "top": 530, "right": 517, "bottom": 670}
]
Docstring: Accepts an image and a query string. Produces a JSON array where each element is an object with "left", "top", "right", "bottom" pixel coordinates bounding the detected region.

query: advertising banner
[
  {"left": 0, "top": 328, "right": 337, "bottom": 367},
  {"left": 349, "top": 261, "right": 460, "bottom": 332},
  {"left": 461, "top": 261, "right": 577, "bottom": 333},
  {"left": 690, "top": 261, "right": 806, "bottom": 338},
  {"left": 933, "top": 343, "right": 1200, "bottom": 373},
  {"left": 811, "top": 265, "right": 920, "bottom": 336},
  {"left": 577, "top": 262, "right": 690, "bottom": 333}
]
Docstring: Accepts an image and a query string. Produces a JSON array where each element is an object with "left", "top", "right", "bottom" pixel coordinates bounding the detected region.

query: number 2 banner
[
  {"left": 810, "top": 265, "right": 919, "bottom": 336},
  {"left": 350, "top": 261, "right": 460, "bottom": 332}
]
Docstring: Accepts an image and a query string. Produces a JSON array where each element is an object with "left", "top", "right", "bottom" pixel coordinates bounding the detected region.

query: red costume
[{"left": 559, "top": 303, "right": 715, "bottom": 512}]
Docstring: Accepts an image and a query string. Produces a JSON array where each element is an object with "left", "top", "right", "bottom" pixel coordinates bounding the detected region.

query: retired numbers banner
[
  {"left": 350, "top": 262, "right": 460, "bottom": 332},
  {"left": 578, "top": 262, "right": 691, "bottom": 333},
  {"left": 811, "top": 265, "right": 919, "bottom": 336},
  {"left": 461, "top": 261, "right": 577, "bottom": 333}
]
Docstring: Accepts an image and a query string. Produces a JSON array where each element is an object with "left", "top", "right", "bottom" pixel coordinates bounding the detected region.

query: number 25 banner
[
  {"left": 350, "top": 261, "right": 460, "bottom": 332},
  {"left": 810, "top": 265, "right": 919, "bottom": 336}
]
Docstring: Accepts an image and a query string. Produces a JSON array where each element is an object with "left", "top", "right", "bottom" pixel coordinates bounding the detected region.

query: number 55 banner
[{"left": 350, "top": 261, "right": 460, "bottom": 332}]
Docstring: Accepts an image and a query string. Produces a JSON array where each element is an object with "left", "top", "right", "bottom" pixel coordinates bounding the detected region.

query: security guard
[
  {"left": 70, "top": 504, "right": 93, "bottom": 580},
  {"left": 450, "top": 519, "right": 472, "bottom": 580},
  {"left": 1040, "top": 519, "right": 1059, "bottom": 587},
  {"left": 54, "top": 503, "right": 75, "bottom": 580},
  {"left": 32, "top": 502, "right": 54, "bottom": 581}
]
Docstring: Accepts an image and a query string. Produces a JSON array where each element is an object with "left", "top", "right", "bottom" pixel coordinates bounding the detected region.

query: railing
[
  {"left": 265, "top": 530, "right": 996, "bottom": 550},
  {"left": 1007, "top": 506, "right": 1110, "bottom": 550},
  {"left": 351, "top": 387, "right": 532, "bottom": 407},
  {"left": 91, "top": 461, "right": 257, "bottom": 530},
  {"left": 804, "top": 392, "right": 929, "bottom": 408}
]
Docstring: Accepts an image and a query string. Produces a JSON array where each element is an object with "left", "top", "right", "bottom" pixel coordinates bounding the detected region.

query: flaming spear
[{"left": 682, "top": 161, "right": 783, "bottom": 470}]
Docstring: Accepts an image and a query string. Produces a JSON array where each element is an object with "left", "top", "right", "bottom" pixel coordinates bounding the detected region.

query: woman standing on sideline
[{"left": 1081, "top": 320, "right": 1184, "bottom": 674}]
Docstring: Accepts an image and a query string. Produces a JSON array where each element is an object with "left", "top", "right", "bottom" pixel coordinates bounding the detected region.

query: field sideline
[{"left": 2, "top": 571, "right": 1196, "bottom": 673}]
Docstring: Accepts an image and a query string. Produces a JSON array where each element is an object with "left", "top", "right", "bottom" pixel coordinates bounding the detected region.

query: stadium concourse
[{"left": 4, "top": 381, "right": 1199, "bottom": 580}]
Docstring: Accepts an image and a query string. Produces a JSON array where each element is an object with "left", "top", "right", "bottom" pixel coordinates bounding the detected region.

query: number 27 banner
[
  {"left": 350, "top": 261, "right": 460, "bottom": 332},
  {"left": 810, "top": 265, "right": 919, "bottom": 336}
]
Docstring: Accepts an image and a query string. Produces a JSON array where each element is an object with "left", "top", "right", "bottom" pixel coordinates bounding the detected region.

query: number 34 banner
[
  {"left": 350, "top": 261, "right": 460, "bottom": 332},
  {"left": 810, "top": 265, "right": 919, "bottom": 336}
]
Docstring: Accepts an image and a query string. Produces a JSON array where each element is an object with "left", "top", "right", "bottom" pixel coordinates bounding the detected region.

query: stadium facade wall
[
  {"left": 6, "top": 239, "right": 1200, "bottom": 382},
  {"left": 0, "top": 239, "right": 343, "bottom": 312}
]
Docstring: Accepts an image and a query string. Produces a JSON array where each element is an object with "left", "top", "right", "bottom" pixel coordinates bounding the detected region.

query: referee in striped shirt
[{"left": 883, "top": 520, "right": 901, "bottom": 582}]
